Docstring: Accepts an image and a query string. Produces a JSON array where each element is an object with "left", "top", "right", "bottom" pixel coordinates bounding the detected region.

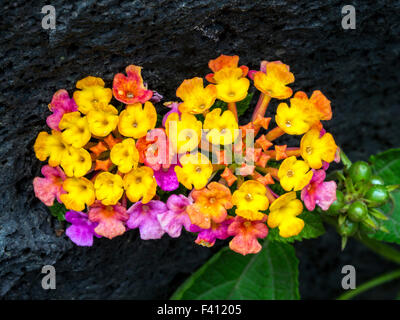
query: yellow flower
[
  {"left": 203, "top": 108, "right": 239, "bottom": 145},
  {"left": 165, "top": 112, "right": 202, "bottom": 153},
  {"left": 87, "top": 103, "right": 119, "bottom": 137},
  {"left": 253, "top": 63, "right": 294, "bottom": 99},
  {"left": 278, "top": 156, "right": 313, "bottom": 191},
  {"left": 118, "top": 102, "right": 157, "bottom": 138},
  {"left": 123, "top": 166, "right": 156, "bottom": 204},
  {"left": 60, "top": 147, "right": 92, "bottom": 177},
  {"left": 34, "top": 130, "right": 68, "bottom": 167},
  {"left": 60, "top": 177, "right": 95, "bottom": 211},
  {"left": 176, "top": 77, "right": 217, "bottom": 114},
  {"left": 59, "top": 112, "right": 91, "bottom": 148},
  {"left": 267, "top": 192, "right": 304, "bottom": 238},
  {"left": 94, "top": 172, "right": 124, "bottom": 205},
  {"left": 275, "top": 97, "right": 319, "bottom": 135},
  {"left": 110, "top": 138, "right": 139, "bottom": 173},
  {"left": 232, "top": 180, "right": 269, "bottom": 220},
  {"left": 174, "top": 152, "right": 213, "bottom": 190},
  {"left": 300, "top": 128, "right": 337, "bottom": 169},
  {"left": 73, "top": 76, "right": 112, "bottom": 114},
  {"left": 213, "top": 67, "right": 250, "bottom": 103}
]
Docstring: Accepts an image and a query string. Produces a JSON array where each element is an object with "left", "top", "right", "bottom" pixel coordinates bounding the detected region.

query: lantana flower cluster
[{"left": 33, "top": 55, "right": 339, "bottom": 255}]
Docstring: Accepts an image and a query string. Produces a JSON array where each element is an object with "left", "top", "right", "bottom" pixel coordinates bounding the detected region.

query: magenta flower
[
  {"left": 33, "top": 165, "right": 66, "bottom": 206},
  {"left": 154, "top": 164, "right": 179, "bottom": 191},
  {"left": 126, "top": 200, "right": 167, "bottom": 240},
  {"left": 157, "top": 194, "right": 192, "bottom": 238},
  {"left": 162, "top": 102, "right": 181, "bottom": 127},
  {"left": 46, "top": 89, "right": 78, "bottom": 131},
  {"left": 189, "top": 217, "right": 233, "bottom": 247},
  {"left": 150, "top": 90, "right": 163, "bottom": 103},
  {"left": 88, "top": 201, "right": 129, "bottom": 239},
  {"left": 301, "top": 169, "right": 337, "bottom": 211},
  {"left": 65, "top": 210, "right": 101, "bottom": 246}
]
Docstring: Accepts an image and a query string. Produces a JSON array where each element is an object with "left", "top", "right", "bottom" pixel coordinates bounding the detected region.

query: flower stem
[
  {"left": 252, "top": 93, "right": 271, "bottom": 122},
  {"left": 228, "top": 102, "right": 238, "bottom": 122},
  {"left": 355, "top": 234, "right": 400, "bottom": 265},
  {"left": 337, "top": 269, "right": 400, "bottom": 300},
  {"left": 339, "top": 149, "right": 352, "bottom": 170},
  {"left": 265, "top": 127, "right": 285, "bottom": 141},
  {"left": 322, "top": 215, "right": 400, "bottom": 265}
]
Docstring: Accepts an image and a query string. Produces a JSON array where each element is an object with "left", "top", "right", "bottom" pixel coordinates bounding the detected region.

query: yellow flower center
[
  {"left": 132, "top": 122, "right": 138, "bottom": 128},
  {"left": 228, "top": 91, "right": 235, "bottom": 97},
  {"left": 92, "top": 99, "right": 98, "bottom": 103},
  {"left": 285, "top": 120, "right": 292, "bottom": 127},
  {"left": 287, "top": 170, "right": 294, "bottom": 177},
  {"left": 306, "top": 146, "right": 313, "bottom": 154},
  {"left": 195, "top": 166, "right": 202, "bottom": 173},
  {"left": 209, "top": 197, "right": 216, "bottom": 204},
  {"left": 199, "top": 104, "right": 205, "bottom": 109},
  {"left": 136, "top": 177, "right": 142, "bottom": 183}
]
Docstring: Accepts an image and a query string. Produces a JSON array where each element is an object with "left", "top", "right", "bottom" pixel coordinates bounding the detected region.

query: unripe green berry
[
  {"left": 365, "top": 185, "right": 389, "bottom": 207},
  {"left": 348, "top": 200, "right": 368, "bottom": 222},
  {"left": 370, "top": 175, "right": 385, "bottom": 186},
  {"left": 349, "top": 161, "right": 372, "bottom": 183}
]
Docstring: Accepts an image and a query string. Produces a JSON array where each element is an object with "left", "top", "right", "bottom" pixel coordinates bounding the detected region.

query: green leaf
[
  {"left": 236, "top": 92, "right": 254, "bottom": 117},
  {"left": 171, "top": 239, "right": 299, "bottom": 300},
  {"left": 368, "top": 149, "right": 400, "bottom": 244},
  {"left": 48, "top": 202, "right": 67, "bottom": 221},
  {"left": 268, "top": 210, "right": 325, "bottom": 243}
]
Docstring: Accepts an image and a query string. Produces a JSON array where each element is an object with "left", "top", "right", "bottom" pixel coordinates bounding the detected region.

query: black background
[{"left": 0, "top": 0, "right": 399, "bottom": 299}]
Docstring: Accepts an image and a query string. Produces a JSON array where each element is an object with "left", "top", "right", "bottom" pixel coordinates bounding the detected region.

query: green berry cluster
[{"left": 327, "top": 160, "right": 394, "bottom": 249}]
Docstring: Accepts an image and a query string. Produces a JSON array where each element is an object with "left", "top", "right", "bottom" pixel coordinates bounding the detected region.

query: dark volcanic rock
[{"left": 0, "top": 0, "right": 399, "bottom": 299}]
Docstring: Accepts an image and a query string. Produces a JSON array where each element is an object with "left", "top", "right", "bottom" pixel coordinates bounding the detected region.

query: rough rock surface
[{"left": 0, "top": 0, "right": 399, "bottom": 299}]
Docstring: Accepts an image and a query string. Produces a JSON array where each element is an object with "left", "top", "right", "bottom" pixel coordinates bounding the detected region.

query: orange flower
[
  {"left": 228, "top": 216, "right": 268, "bottom": 255},
  {"left": 113, "top": 65, "right": 153, "bottom": 104},
  {"left": 220, "top": 167, "right": 237, "bottom": 186},
  {"left": 187, "top": 182, "right": 233, "bottom": 229},
  {"left": 295, "top": 90, "right": 332, "bottom": 121},
  {"left": 255, "top": 135, "right": 273, "bottom": 152},
  {"left": 206, "top": 54, "right": 249, "bottom": 83},
  {"left": 253, "top": 115, "right": 271, "bottom": 130},
  {"left": 90, "top": 141, "right": 108, "bottom": 157},
  {"left": 253, "top": 62, "right": 294, "bottom": 99}
]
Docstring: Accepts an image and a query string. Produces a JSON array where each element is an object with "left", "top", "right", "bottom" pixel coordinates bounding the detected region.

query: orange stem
[
  {"left": 251, "top": 93, "right": 271, "bottom": 122},
  {"left": 265, "top": 148, "right": 301, "bottom": 158},
  {"left": 265, "top": 126, "right": 285, "bottom": 141},
  {"left": 265, "top": 186, "right": 278, "bottom": 203},
  {"left": 228, "top": 102, "right": 238, "bottom": 122}
]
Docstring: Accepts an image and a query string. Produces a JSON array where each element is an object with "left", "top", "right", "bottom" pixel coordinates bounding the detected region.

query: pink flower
[
  {"left": 301, "top": 169, "right": 337, "bottom": 211},
  {"left": 46, "top": 89, "right": 78, "bottom": 131},
  {"left": 154, "top": 165, "right": 179, "bottom": 192},
  {"left": 158, "top": 194, "right": 192, "bottom": 237},
  {"left": 33, "top": 165, "right": 66, "bottom": 206},
  {"left": 126, "top": 200, "right": 167, "bottom": 240},
  {"left": 189, "top": 217, "right": 233, "bottom": 247},
  {"left": 162, "top": 102, "right": 181, "bottom": 127},
  {"left": 228, "top": 216, "right": 268, "bottom": 255},
  {"left": 88, "top": 201, "right": 128, "bottom": 239},
  {"left": 65, "top": 210, "right": 101, "bottom": 246}
]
